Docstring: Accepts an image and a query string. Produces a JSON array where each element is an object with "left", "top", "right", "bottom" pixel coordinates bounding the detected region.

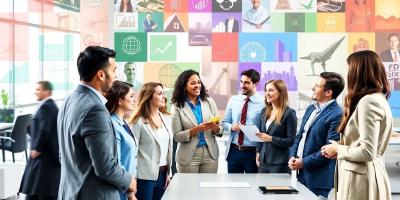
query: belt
[
  {"left": 159, "top": 165, "right": 168, "bottom": 173},
  {"left": 230, "top": 144, "right": 256, "bottom": 152}
]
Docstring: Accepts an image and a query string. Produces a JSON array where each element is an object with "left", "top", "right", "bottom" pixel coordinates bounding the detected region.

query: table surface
[
  {"left": 0, "top": 123, "right": 13, "bottom": 132},
  {"left": 162, "top": 173, "right": 318, "bottom": 200}
]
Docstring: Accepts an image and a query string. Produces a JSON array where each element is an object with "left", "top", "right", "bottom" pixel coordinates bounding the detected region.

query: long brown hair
[
  {"left": 264, "top": 80, "right": 289, "bottom": 125},
  {"left": 337, "top": 50, "right": 391, "bottom": 133},
  {"left": 130, "top": 82, "right": 170, "bottom": 128},
  {"left": 119, "top": 0, "right": 133, "bottom": 12}
]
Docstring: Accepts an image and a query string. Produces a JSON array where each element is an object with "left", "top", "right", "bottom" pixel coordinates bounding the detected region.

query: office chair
[{"left": 0, "top": 114, "right": 32, "bottom": 162}]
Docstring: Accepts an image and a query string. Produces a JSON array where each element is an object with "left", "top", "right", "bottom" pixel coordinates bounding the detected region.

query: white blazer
[{"left": 131, "top": 113, "right": 173, "bottom": 181}]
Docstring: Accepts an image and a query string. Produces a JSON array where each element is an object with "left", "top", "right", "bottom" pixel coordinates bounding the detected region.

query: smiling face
[
  {"left": 35, "top": 83, "right": 49, "bottom": 101},
  {"left": 124, "top": 62, "right": 136, "bottom": 84},
  {"left": 251, "top": 0, "right": 261, "bottom": 9},
  {"left": 240, "top": 75, "right": 257, "bottom": 96},
  {"left": 312, "top": 77, "right": 333, "bottom": 103},
  {"left": 185, "top": 74, "right": 202, "bottom": 99},
  {"left": 119, "top": 88, "right": 135, "bottom": 113},
  {"left": 150, "top": 85, "right": 166, "bottom": 109},
  {"left": 264, "top": 82, "right": 280, "bottom": 104},
  {"left": 390, "top": 35, "right": 399, "bottom": 50}
]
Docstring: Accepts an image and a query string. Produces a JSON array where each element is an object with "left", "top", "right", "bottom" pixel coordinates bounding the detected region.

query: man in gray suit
[{"left": 57, "top": 46, "right": 137, "bottom": 200}]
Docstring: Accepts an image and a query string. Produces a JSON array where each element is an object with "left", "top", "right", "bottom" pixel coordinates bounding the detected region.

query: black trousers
[{"left": 25, "top": 195, "right": 57, "bottom": 200}]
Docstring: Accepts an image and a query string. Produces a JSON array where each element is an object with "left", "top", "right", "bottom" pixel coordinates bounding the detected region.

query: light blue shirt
[
  {"left": 244, "top": 5, "right": 269, "bottom": 25},
  {"left": 80, "top": 83, "right": 107, "bottom": 105},
  {"left": 223, "top": 94, "right": 264, "bottom": 147},
  {"left": 111, "top": 114, "right": 137, "bottom": 200},
  {"left": 186, "top": 96, "right": 207, "bottom": 147}
]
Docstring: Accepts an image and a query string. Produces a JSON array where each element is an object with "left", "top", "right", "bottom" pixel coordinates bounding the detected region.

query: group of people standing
[{"left": 18, "top": 46, "right": 393, "bottom": 200}]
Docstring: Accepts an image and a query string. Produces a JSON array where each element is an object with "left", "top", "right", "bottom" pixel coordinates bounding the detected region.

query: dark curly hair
[{"left": 171, "top": 69, "right": 208, "bottom": 108}]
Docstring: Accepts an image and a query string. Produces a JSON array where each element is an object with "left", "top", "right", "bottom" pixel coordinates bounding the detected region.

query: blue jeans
[
  {"left": 227, "top": 146, "right": 257, "bottom": 173},
  {"left": 136, "top": 170, "right": 167, "bottom": 200}
]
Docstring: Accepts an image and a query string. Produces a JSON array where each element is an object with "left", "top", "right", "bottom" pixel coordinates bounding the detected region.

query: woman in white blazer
[
  {"left": 130, "top": 82, "right": 172, "bottom": 200},
  {"left": 171, "top": 70, "right": 223, "bottom": 173},
  {"left": 321, "top": 50, "right": 392, "bottom": 200}
]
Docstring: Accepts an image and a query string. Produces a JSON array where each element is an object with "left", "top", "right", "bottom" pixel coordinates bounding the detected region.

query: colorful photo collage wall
[{"left": 112, "top": 0, "right": 400, "bottom": 119}]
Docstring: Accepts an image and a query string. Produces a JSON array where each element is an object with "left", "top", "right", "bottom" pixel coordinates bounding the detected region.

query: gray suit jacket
[
  {"left": 57, "top": 85, "right": 132, "bottom": 200},
  {"left": 131, "top": 113, "right": 173, "bottom": 180},
  {"left": 171, "top": 97, "right": 223, "bottom": 165}
]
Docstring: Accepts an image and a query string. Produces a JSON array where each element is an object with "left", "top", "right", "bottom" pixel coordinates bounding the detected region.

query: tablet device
[{"left": 258, "top": 186, "right": 299, "bottom": 194}]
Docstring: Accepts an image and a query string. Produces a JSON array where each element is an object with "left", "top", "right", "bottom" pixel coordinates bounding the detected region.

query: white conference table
[
  {"left": 162, "top": 173, "right": 318, "bottom": 200},
  {"left": 0, "top": 123, "right": 13, "bottom": 132}
]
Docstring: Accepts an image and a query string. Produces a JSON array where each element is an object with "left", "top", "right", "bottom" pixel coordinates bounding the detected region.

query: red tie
[{"left": 238, "top": 97, "right": 250, "bottom": 145}]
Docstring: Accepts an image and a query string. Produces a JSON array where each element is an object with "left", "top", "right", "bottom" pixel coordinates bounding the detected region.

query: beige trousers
[{"left": 177, "top": 145, "right": 218, "bottom": 173}]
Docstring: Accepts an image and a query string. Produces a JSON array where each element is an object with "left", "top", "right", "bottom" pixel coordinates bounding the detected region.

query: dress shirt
[
  {"left": 154, "top": 123, "right": 170, "bottom": 166},
  {"left": 244, "top": 6, "right": 268, "bottom": 25},
  {"left": 392, "top": 50, "right": 400, "bottom": 62},
  {"left": 223, "top": 94, "right": 264, "bottom": 147},
  {"left": 297, "top": 99, "right": 335, "bottom": 159},
  {"left": 227, "top": 19, "right": 234, "bottom": 32},
  {"left": 186, "top": 96, "right": 207, "bottom": 147}
]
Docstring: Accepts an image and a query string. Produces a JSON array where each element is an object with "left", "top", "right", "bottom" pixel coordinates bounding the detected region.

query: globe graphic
[
  {"left": 122, "top": 36, "right": 141, "bottom": 55},
  {"left": 159, "top": 64, "right": 181, "bottom": 88},
  {"left": 240, "top": 42, "right": 266, "bottom": 62}
]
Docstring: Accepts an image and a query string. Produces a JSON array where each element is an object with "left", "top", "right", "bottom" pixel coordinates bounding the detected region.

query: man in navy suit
[
  {"left": 224, "top": 17, "right": 239, "bottom": 32},
  {"left": 143, "top": 13, "right": 157, "bottom": 32},
  {"left": 19, "top": 81, "right": 60, "bottom": 200},
  {"left": 289, "top": 72, "right": 344, "bottom": 198},
  {"left": 380, "top": 33, "right": 400, "bottom": 62}
]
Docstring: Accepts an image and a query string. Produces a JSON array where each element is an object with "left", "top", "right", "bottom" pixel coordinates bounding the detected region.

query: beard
[
  {"left": 241, "top": 87, "right": 250, "bottom": 95},
  {"left": 101, "top": 71, "right": 114, "bottom": 93}
]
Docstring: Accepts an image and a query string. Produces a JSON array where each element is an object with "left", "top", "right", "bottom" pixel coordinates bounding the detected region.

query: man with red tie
[{"left": 222, "top": 69, "right": 264, "bottom": 173}]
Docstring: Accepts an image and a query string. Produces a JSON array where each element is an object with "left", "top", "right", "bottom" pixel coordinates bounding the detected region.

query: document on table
[
  {"left": 200, "top": 182, "right": 250, "bottom": 188},
  {"left": 239, "top": 125, "right": 262, "bottom": 142}
]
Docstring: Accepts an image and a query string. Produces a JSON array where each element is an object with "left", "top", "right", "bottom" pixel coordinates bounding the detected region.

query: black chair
[{"left": 0, "top": 114, "right": 32, "bottom": 162}]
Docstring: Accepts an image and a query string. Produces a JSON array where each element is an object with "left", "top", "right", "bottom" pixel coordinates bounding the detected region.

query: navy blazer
[
  {"left": 19, "top": 99, "right": 60, "bottom": 196},
  {"left": 289, "top": 101, "right": 342, "bottom": 190},
  {"left": 380, "top": 48, "right": 400, "bottom": 62},
  {"left": 257, "top": 106, "right": 297, "bottom": 165},
  {"left": 143, "top": 19, "right": 156, "bottom": 32}
]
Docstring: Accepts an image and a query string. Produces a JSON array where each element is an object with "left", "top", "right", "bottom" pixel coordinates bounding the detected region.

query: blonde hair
[
  {"left": 130, "top": 82, "right": 170, "bottom": 128},
  {"left": 264, "top": 80, "right": 289, "bottom": 125}
]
